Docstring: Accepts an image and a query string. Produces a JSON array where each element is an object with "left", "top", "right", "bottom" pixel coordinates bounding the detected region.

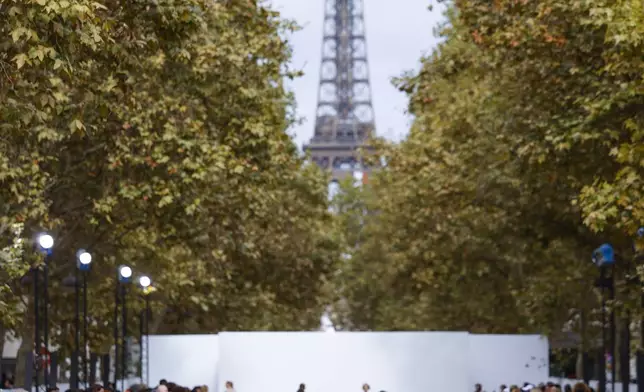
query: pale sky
[{"left": 267, "top": 0, "right": 446, "bottom": 149}]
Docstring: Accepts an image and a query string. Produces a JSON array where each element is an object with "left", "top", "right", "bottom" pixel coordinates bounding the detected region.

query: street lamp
[
  {"left": 119, "top": 265, "right": 132, "bottom": 282},
  {"left": 632, "top": 227, "right": 644, "bottom": 392},
  {"left": 36, "top": 232, "right": 54, "bottom": 389},
  {"left": 139, "top": 276, "right": 151, "bottom": 289},
  {"left": 592, "top": 243, "right": 615, "bottom": 392},
  {"left": 76, "top": 249, "right": 92, "bottom": 389},
  {"left": 37, "top": 234, "right": 54, "bottom": 250},
  {"left": 115, "top": 265, "right": 132, "bottom": 391},
  {"left": 138, "top": 276, "right": 151, "bottom": 386}
]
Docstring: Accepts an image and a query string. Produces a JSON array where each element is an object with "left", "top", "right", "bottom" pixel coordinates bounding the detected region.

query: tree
[
  {"left": 334, "top": 0, "right": 644, "bottom": 341},
  {"left": 0, "top": 223, "right": 29, "bottom": 330},
  {"left": 452, "top": 0, "right": 643, "bottom": 238},
  {"left": 1, "top": 0, "right": 339, "bottom": 366}
]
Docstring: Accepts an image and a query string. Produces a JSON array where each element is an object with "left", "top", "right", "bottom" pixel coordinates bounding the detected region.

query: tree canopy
[
  {"left": 332, "top": 0, "right": 643, "bottom": 338},
  {"left": 0, "top": 0, "right": 339, "bottom": 356}
]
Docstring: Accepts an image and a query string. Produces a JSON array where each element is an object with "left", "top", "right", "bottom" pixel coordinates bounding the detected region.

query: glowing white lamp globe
[
  {"left": 119, "top": 265, "right": 132, "bottom": 279},
  {"left": 38, "top": 234, "right": 54, "bottom": 249},
  {"left": 78, "top": 251, "right": 92, "bottom": 265},
  {"left": 139, "top": 276, "right": 151, "bottom": 288}
]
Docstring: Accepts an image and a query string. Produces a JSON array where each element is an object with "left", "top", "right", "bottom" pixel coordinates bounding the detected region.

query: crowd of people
[
  {"left": 152, "top": 379, "right": 218, "bottom": 392},
  {"left": 33, "top": 379, "right": 216, "bottom": 392},
  {"left": 0, "top": 377, "right": 598, "bottom": 392},
  {"left": 476, "top": 381, "right": 596, "bottom": 392}
]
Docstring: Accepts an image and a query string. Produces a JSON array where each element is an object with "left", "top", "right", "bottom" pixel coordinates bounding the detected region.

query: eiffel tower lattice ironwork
[{"left": 303, "top": 0, "right": 375, "bottom": 180}]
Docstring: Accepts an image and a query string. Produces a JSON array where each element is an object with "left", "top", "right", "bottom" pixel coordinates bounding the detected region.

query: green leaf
[
  {"left": 69, "top": 119, "right": 85, "bottom": 132},
  {"left": 12, "top": 54, "right": 27, "bottom": 69}
]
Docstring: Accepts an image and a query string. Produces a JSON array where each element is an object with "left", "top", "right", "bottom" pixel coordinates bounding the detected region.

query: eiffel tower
[{"left": 303, "top": 0, "right": 375, "bottom": 181}]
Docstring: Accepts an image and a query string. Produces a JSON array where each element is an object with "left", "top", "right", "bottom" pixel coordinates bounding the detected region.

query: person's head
[
  {"left": 157, "top": 385, "right": 168, "bottom": 392},
  {"left": 475, "top": 384, "right": 482, "bottom": 392},
  {"left": 298, "top": 384, "right": 306, "bottom": 391},
  {"left": 572, "top": 383, "right": 590, "bottom": 392},
  {"left": 201, "top": 386, "right": 208, "bottom": 392},
  {"left": 521, "top": 385, "right": 535, "bottom": 392},
  {"left": 159, "top": 380, "right": 167, "bottom": 387},
  {"left": 47, "top": 386, "right": 60, "bottom": 392},
  {"left": 362, "top": 384, "right": 370, "bottom": 392},
  {"left": 192, "top": 387, "right": 201, "bottom": 392},
  {"left": 225, "top": 382, "right": 234, "bottom": 390}
]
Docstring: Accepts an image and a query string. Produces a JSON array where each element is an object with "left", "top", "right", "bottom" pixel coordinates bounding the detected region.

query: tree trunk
[
  {"left": 0, "top": 324, "right": 5, "bottom": 386},
  {"left": 15, "top": 313, "right": 34, "bottom": 389},
  {"left": 616, "top": 317, "right": 622, "bottom": 381},
  {"left": 148, "top": 307, "right": 168, "bottom": 335}
]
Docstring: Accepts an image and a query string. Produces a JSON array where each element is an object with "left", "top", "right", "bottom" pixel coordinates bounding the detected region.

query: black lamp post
[
  {"left": 633, "top": 227, "right": 644, "bottom": 392},
  {"left": 36, "top": 233, "right": 54, "bottom": 389},
  {"left": 76, "top": 250, "right": 92, "bottom": 389},
  {"left": 138, "top": 276, "right": 151, "bottom": 386},
  {"left": 115, "top": 265, "right": 132, "bottom": 391},
  {"left": 593, "top": 243, "right": 616, "bottom": 392}
]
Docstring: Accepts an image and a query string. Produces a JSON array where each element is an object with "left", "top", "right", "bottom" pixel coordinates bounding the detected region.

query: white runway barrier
[{"left": 149, "top": 332, "right": 549, "bottom": 392}]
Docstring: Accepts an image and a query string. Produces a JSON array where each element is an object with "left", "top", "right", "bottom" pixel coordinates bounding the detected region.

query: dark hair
[
  {"left": 225, "top": 382, "right": 233, "bottom": 387},
  {"left": 298, "top": 384, "right": 305, "bottom": 392},
  {"left": 160, "top": 380, "right": 168, "bottom": 386}
]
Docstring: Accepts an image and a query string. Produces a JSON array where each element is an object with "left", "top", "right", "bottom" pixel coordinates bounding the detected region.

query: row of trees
[
  {"left": 332, "top": 0, "right": 643, "bottom": 344},
  {"left": 1, "top": 0, "right": 642, "bottom": 373},
  {"left": 0, "top": 0, "right": 340, "bottom": 363}
]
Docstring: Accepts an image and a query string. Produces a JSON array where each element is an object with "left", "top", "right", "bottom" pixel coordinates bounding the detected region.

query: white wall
[
  {"left": 217, "top": 332, "right": 339, "bottom": 392},
  {"left": 331, "top": 332, "right": 470, "bottom": 392},
  {"left": 217, "top": 331, "right": 470, "bottom": 392},
  {"left": 148, "top": 335, "right": 218, "bottom": 392},
  {"left": 149, "top": 332, "right": 549, "bottom": 392},
  {"left": 469, "top": 334, "right": 549, "bottom": 391}
]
